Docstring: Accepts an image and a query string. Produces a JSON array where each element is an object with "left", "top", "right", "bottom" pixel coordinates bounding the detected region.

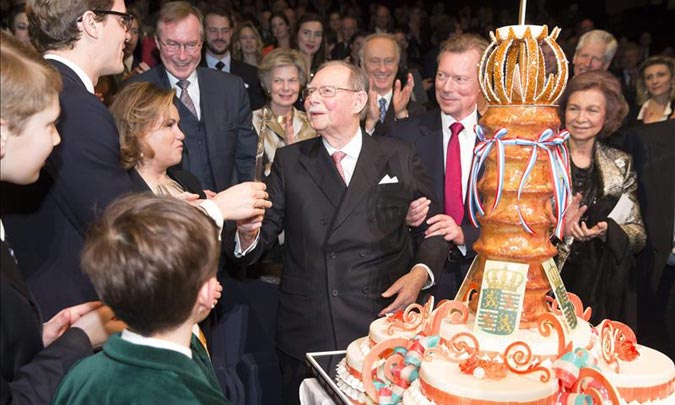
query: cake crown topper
[{"left": 479, "top": 25, "right": 568, "bottom": 105}]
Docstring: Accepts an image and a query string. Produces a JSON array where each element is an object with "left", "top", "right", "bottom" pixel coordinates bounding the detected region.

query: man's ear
[
  {"left": 196, "top": 276, "right": 219, "bottom": 311},
  {"left": 353, "top": 91, "right": 368, "bottom": 115},
  {"left": 0, "top": 118, "right": 9, "bottom": 160},
  {"left": 80, "top": 10, "right": 101, "bottom": 39}
]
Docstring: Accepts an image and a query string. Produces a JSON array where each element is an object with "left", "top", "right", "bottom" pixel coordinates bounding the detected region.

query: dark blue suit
[
  {"left": 387, "top": 108, "right": 481, "bottom": 299},
  {"left": 1, "top": 61, "right": 133, "bottom": 318},
  {"left": 128, "top": 66, "right": 257, "bottom": 191}
]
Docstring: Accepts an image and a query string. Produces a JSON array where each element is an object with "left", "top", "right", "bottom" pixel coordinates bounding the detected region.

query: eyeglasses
[
  {"left": 158, "top": 39, "right": 202, "bottom": 53},
  {"left": 91, "top": 9, "right": 134, "bottom": 32},
  {"left": 303, "top": 85, "right": 359, "bottom": 98}
]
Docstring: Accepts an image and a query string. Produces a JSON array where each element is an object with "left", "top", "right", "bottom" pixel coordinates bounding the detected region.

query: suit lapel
[
  {"left": 419, "top": 110, "right": 445, "bottom": 208},
  {"left": 196, "top": 69, "right": 221, "bottom": 169},
  {"left": 298, "top": 138, "right": 346, "bottom": 209},
  {"left": 331, "top": 133, "right": 388, "bottom": 232}
]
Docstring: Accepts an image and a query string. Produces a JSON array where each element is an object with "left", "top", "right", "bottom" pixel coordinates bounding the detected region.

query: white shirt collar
[
  {"left": 165, "top": 69, "right": 199, "bottom": 89},
  {"left": 121, "top": 329, "right": 193, "bottom": 359},
  {"left": 322, "top": 127, "right": 363, "bottom": 160},
  {"left": 0, "top": 220, "right": 5, "bottom": 242},
  {"left": 205, "top": 52, "right": 231, "bottom": 72},
  {"left": 440, "top": 107, "right": 478, "bottom": 137},
  {"left": 378, "top": 90, "right": 393, "bottom": 110},
  {"left": 44, "top": 54, "right": 95, "bottom": 94}
]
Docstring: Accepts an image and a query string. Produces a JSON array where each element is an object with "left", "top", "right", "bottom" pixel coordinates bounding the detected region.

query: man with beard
[{"left": 201, "top": 6, "right": 265, "bottom": 110}]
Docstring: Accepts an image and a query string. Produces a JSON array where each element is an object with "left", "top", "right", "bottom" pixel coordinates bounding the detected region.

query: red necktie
[
  {"left": 332, "top": 151, "right": 347, "bottom": 184},
  {"left": 444, "top": 122, "right": 464, "bottom": 224}
]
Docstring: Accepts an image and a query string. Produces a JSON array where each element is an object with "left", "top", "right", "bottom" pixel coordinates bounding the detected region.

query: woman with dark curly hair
[{"left": 556, "top": 70, "right": 646, "bottom": 327}]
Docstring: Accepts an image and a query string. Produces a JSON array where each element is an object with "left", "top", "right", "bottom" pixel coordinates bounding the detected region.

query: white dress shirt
[
  {"left": 165, "top": 69, "right": 202, "bottom": 119},
  {"left": 205, "top": 52, "right": 231, "bottom": 73},
  {"left": 44, "top": 54, "right": 95, "bottom": 94},
  {"left": 321, "top": 128, "right": 363, "bottom": 186},
  {"left": 441, "top": 108, "right": 478, "bottom": 203}
]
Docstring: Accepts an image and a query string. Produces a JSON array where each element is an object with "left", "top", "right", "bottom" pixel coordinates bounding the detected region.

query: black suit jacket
[
  {"left": 129, "top": 66, "right": 257, "bottom": 191},
  {"left": 1, "top": 61, "right": 134, "bottom": 318},
  {"left": 200, "top": 57, "right": 266, "bottom": 111},
  {"left": 229, "top": 133, "right": 448, "bottom": 360},
  {"left": 387, "top": 108, "right": 481, "bottom": 264},
  {"left": 1, "top": 239, "right": 92, "bottom": 405},
  {"left": 619, "top": 121, "right": 675, "bottom": 292}
]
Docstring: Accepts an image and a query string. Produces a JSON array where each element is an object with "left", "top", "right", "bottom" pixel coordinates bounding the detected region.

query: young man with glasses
[
  {"left": 129, "top": 1, "right": 257, "bottom": 194},
  {"left": 233, "top": 60, "right": 447, "bottom": 405},
  {"left": 2, "top": 0, "right": 135, "bottom": 320}
]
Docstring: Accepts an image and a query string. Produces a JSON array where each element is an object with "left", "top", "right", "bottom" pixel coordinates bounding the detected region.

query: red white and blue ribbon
[{"left": 468, "top": 125, "right": 571, "bottom": 239}]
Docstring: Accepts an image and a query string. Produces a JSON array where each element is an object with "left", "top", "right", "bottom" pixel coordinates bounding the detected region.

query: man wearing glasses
[
  {"left": 1, "top": 0, "right": 135, "bottom": 320},
  {"left": 233, "top": 61, "right": 447, "bottom": 405},
  {"left": 129, "top": 1, "right": 257, "bottom": 193}
]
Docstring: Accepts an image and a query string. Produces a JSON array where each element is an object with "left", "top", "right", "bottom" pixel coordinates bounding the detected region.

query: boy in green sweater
[{"left": 53, "top": 194, "right": 230, "bottom": 404}]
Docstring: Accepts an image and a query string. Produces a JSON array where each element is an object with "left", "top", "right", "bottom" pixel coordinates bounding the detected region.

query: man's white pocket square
[{"left": 378, "top": 175, "right": 399, "bottom": 184}]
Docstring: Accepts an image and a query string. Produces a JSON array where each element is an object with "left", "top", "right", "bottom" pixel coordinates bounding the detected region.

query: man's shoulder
[
  {"left": 197, "top": 66, "right": 244, "bottom": 86},
  {"left": 128, "top": 66, "right": 165, "bottom": 85},
  {"left": 231, "top": 59, "right": 258, "bottom": 76}
]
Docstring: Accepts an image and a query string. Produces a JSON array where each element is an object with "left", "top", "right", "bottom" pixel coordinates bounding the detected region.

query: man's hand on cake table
[
  {"left": 424, "top": 214, "right": 465, "bottom": 245},
  {"left": 406, "top": 197, "right": 431, "bottom": 227},
  {"left": 379, "top": 266, "right": 428, "bottom": 316},
  {"left": 211, "top": 181, "right": 271, "bottom": 221}
]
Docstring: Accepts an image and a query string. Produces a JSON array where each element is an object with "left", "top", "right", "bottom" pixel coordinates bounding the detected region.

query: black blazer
[
  {"left": 1, "top": 61, "right": 134, "bottom": 319},
  {"left": 128, "top": 66, "right": 257, "bottom": 191},
  {"left": 228, "top": 133, "right": 448, "bottom": 360},
  {"left": 620, "top": 121, "right": 675, "bottom": 292},
  {"left": 387, "top": 108, "right": 481, "bottom": 263},
  {"left": 128, "top": 167, "right": 206, "bottom": 199},
  {"left": 199, "top": 57, "right": 266, "bottom": 111},
  {"left": 1, "top": 239, "right": 92, "bottom": 404}
]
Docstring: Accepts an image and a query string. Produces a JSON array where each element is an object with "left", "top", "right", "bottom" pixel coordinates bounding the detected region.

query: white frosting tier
[
  {"left": 336, "top": 357, "right": 373, "bottom": 405},
  {"left": 368, "top": 316, "right": 423, "bottom": 345},
  {"left": 402, "top": 379, "right": 434, "bottom": 405},
  {"left": 344, "top": 337, "right": 370, "bottom": 378},
  {"left": 439, "top": 314, "right": 594, "bottom": 358},
  {"left": 599, "top": 345, "right": 675, "bottom": 390},
  {"left": 418, "top": 354, "right": 559, "bottom": 403}
]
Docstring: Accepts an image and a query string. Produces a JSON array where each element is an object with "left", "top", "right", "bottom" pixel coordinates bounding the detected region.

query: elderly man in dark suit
[
  {"left": 129, "top": 1, "right": 257, "bottom": 192},
  {"left": 233, "top": 60, "right": 448, "bottom": 405},
  {"left": 386, "top": 34, "right": 489, "bottom": 300},
  {"left": 200, "top": 6, "right": 266, "bottom": 110}
]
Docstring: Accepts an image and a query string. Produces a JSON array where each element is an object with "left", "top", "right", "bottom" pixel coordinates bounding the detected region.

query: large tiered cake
[{"left": 335, "top": 24, "right": 675, "bottom": 405}]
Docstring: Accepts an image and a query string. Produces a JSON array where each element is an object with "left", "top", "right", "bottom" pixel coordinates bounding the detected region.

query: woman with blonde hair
[
  {"left": 635, "top": 55, "right": 675, "bottom": 124},
  {"left": 232, "top": 21, "right": 264, "bottom": 67},
  {"left": 254, "top": 48, "right": 316, "bottom": 176}
]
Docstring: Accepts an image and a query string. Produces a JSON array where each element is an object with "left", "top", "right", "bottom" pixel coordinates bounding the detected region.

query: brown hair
[
  {"left": 437, "top": 33, "right": 489, "bottom": 63},
  {"left": 232, "top": 20, "right": 263, "bottom": 65},
  {"left": 292, "top": 12, "right": 325, "bottom": 73},
  {"left": 155, "top": 1, "right": 204, "bottom": 39},
  {"left": 258, "top": 48, "right": 308, "bottom": 93},
  {"left": 558, "top": 70, "right": 629, "bottom": 138},
  {"left": 26, "top": 0, "right": 113, "bottom": 53},
  {"left": 636, "top": 55, "right": 675, "bottom": 106},
  {"left": 82, "top": 194, "right": 219, "bottom": 336},
  {"left": 0, "top": 31, "right": 62, "bottom": 134},
  {"left": 109, "top": 82, "right": 175, "bottom": 169}
]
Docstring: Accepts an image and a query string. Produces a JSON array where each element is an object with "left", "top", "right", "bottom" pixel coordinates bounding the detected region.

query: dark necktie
[
  {"left": 331, "top": 151, "right": 347, "bottom": 185},
  {"left": 176, "top": 79, "right": 198, "bottom": 117},
  {"left": 444, "top": 122, "right": 464, "bottom": 224},
  {"left": 215, "top": 61, "right": 225, "bottom": 71},
  {"left": 378, "top": 98, "right": 387, "bottom": 123}
]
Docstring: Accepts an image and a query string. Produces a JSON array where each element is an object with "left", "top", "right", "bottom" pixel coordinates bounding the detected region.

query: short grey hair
[
  {"left": 359, "top": 33, "right": 400, "bottom": 66},
  {"left": 315, "top": 60, "right": 369, "bottom": 118},
  {"left": 576, "top": 29, "right": 617, "bottom": 65}
]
